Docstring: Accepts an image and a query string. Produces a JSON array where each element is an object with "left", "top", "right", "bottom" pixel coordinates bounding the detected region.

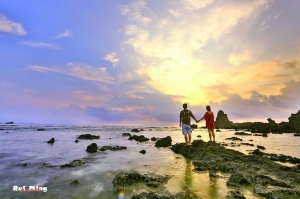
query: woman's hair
[{"left": 206, "top": 105, "right": 211, "bottom": 111}]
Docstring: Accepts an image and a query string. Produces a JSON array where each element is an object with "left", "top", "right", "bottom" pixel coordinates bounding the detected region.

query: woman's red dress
[{"left": 204, "top": 112, "right": 215, "bottom": 129}]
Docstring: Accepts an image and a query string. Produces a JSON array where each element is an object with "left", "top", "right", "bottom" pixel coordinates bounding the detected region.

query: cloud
[
  {"left": 22, "top": 42, "right": 59, "bottom": 49},
  {"left": 228, "top": 49, "right": 251, "bottom": 66},
  {"left": 54, "top": 30, "right": 73, "bottom": 39},
  {"left": 0, "top": 14, "right": 26, "bottom": 35},
  {"left": 29, "top": 63, "right": 115, "bottom": 84},
  {"left": 104, "top": 52, "right": 119, "bottom": 67}
]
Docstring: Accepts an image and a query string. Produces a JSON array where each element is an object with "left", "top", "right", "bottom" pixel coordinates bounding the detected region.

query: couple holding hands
[{"left": 179, "top": 103, "right": 215, "bottom": 146}]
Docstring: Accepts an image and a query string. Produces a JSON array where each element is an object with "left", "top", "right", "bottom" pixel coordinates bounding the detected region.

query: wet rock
[
  {"left": 267, "top": 118, "right": 276, "bottom": 124},
  {"left": 262, "top": 133, "right": 268, "bottom": 137},
  {"left": 61, "top": 160, "right": 85, "bottom": 168},
  {"left": 69, "top": 180, "right": 79, "bottom": 185},
  {"left": 38, "top": 128, "right": 46, "bottom": 131},
  {"left": 191, "top": 124, "right": 197, "bottom": 129},
  {"left": 226, "top": 172, "right": 252, "bottom": 187},
  {"left": 47, "top": 138, "right": 55, "bottom": 144},
  {"left": 22, "top": 163, "right": 27, "bottom": 166},
  {"left": 99, "top": 146, "right": 127, "bottom": 151},
  {"left": 288, "top": 110, "right": 300, "bottom": 130},
  {"left": 129, "top": 135, "right": 149, "bottom": 142},
  {"left": 234, "top": 132, "right": 252, "bottom": 136},
  {"left": 225, "top": 137, "right": 242, "bottom": 141},
  {"left": 131, "top": 128, "right": 140, "bottom": 132},
  {"left": 241, "top": 143, "right": 254, "bottom": 146},
  {"left": 209, "top": 170, "right": 218, "bottom": 178},
  {"left": 170, "top": 141, "right": 300, "bottom": 199},
  {"left": 77, "top": 134, "right": 100, "bottom": 139},
  {"left": 131, "top": 190, "right": 185, "bottom": 199},
  {"left": 151, "top": 137, "right": 158, "bottom": 141},
  {"left": 112, "top": 171, "right": 171, "bottom": 192},
  {"left": 197, "top": 135, "right": 202, "bottom": 138},
  {"left": 140, "top": 150, "right": 146, "bottom": 154},
  {"left": 75, "top": 139, "right": 79, "bottom": 143},
  {"left": 86, "top": 143, "right": 98, "bottom": 153},
  {"left": 155, "top": 136, "right": 172, "bottom": 147},
  {"left": 122, "top": 133, "right": 131, "bottom": 137},
  {"left": 5, "top": 122, "right": 14, "bottom": 124},
  {"left": 257, "top": 145, "right": 266, "bottom": 150},
  {"left": 226, "top": 190, "right": 246, "bottom": 199}
]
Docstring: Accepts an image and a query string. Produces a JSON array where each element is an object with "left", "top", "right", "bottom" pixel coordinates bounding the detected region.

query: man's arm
[
  {"left": 179, "top": 117, "right": 182, "bottom": 127},
  {"left": 190, "top": 112, "right": 197, "bottom": 122}
]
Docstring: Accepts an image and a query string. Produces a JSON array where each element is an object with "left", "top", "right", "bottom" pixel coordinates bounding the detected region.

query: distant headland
[{"left": 214, "top": 110, "right": 300, "bottom": 133}]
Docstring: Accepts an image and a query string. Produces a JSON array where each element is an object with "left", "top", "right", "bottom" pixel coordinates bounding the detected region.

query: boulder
[
  {"left": 226, "top": 190, "right": 246, "bottom": 199},
  {"left": 61, "top": 160, "right": 85, "bottom": 168},
  {"left": 112, "top": 171, "right": 171, "bottom": 192},
  {"left": 131, "top": 128, "right": 140, "bottom": 132},
  {"left": 5, "top": 122, "right": 14, "bottom": 124},
  {"left": 47, "top": 138, "right": 55, "bottom": 144},
  {"left": 131, "top": 190, "right": 185, "bottom": 199},
  {"left": 234, "top": 132, "right": 252, "bottom": 136},
  {"left": 155, "top": 136, "right": 172, "bottom": 147},
  {"left": 77, "top": 134, "right": 100, "bottom": 139},
  {"left": 140, "top": 150, "right": 146, "bottom": 154},
  {"left": 75, "top": 140, "right": 79, "bottom": 143},
  {"left": 99, "top": 146, "right": 127, "bottom": 151},
  {"left": 129, "top": 135, "right": 149, "bottom": 142},
  {"left": 86, "top": 143, "right": 98, "bottom": 153},
  {"left": 38, "top": 128, "right": 46, "bottom": 131},
  {"left": 69, "top": 180, "right": 79, "bottom": 185},
  {"left": 122, "top": 133, "right": 131, "bottom": 137},
  {"left": 267, "top": 118, "right": 276, "bottom": 124}
]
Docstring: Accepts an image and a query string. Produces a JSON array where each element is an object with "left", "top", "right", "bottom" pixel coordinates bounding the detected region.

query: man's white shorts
[{"left": 182, "top": 123, "right": 192, "bottom": 135}]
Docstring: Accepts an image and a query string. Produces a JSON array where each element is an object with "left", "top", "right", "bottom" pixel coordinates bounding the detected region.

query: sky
[{"left": 1, "top": 0, "right": 300, "bottom": 126}]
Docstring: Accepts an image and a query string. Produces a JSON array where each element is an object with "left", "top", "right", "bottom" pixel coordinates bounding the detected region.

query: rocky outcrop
[
  {"left": 155, "top": 136, "right": 172, "bottom": 147},
  {"left": 131, "top": 128, "right": 140, "bottom": 132},
  {"left": 86, "top": 143, "right": 98, "bottom": 153},
  {"left": 131, "top": 190, "right": 185, "bottom": 199},
  {"left": 267, "top": 118, "right": 276, "bottom": 124},
  {"left": 77, "top": 134, "right": 100, "bottom": 139},
  {"left": 226, "top": 190, "right": 246, "bottom": 199},
  {"left": 99, "top": 146, "right": 127, "bottom": 151},
  {"left": 128, "top": 135, "right": 149, "bottom": 142},
  {"left": 47, "top": 138, "right": 55, "bottom": 143},
  {"left": 215, "top": 110, "right": 234, "bottom": 128},
  {"left": 61, "top": 160, "right": 85, "bottom": 168},
  {"left": 112, "top": 171, "right": 172, "bottom": 192},
  {"left": 288, "top": 110, "right": 300, "bottom": 130},
  {"left": 38, "top": 128, "right": 46, "bottom": 131},
  {"left": 170, "top": 140, "right": 300, "bottom": 199},
  {"left": 234, "top": 132, "right": 252, "bottom": 136},
  {"left": 139, "top": 150, "right": 146, "bottom": 154}
]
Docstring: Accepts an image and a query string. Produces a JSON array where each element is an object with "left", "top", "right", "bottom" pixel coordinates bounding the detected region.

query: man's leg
[
  {"left": 188, "top": 134, "right": 192, "bottom": 145},
  {"left": 184, "top": 134, "right": 189, "bottom": 145}
]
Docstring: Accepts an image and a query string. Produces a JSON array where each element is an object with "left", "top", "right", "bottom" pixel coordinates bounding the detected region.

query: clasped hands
[{"left": 196, "top": 119, "right": 202, "bottom": 123}]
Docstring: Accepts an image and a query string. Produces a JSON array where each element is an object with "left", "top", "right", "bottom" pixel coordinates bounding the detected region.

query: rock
[
  {"left": 69, "top": 180, "right": 79, "bottom": 185},
  {"left": 262, "top": 133, "right": 268, "bottom": 137},
  {"left": 155, "top": 136, "right": 172, "bottom": 147},
  {"left": 47, "top": 138, "right": 55, "bottom": 144},
  {"left": 241, "top": 143, "right": 254, "bottom": 146},
  {"left": 151, "top": 137, "right": 157, "bottom": 141},
  {"left": 226, "top": 190, "right": 246, "bottom": 199},
  {"left": 170, "top": 141, "right": 300, "bottom": 199},
  {"left": 267, "top": 118, "right": 276, "bottom": 124},
  {"left": 86, "top": 143, "right": 98, "bottom": 153},
  {"left": 294, "top": 133, "right": 300, "bottom": 136},
  {"left": 191, "top": 124, "right": 197, "bottom": 129},
  {"left": 6, "top": 132, "right": 9, "bottom": 133},
  {"left": 234, "top": 132, "right": 252, "bottom": 136},
  {"left": 131, "top": 190, "right": 185, "bottom": 199},
  {"left": 140, "top": 128, "right": 144, "bottom": 131},
  {"left": 129, "top": 135, "right": 149, "bottom": 142},
  {"left": 131, "top": 128, "right": 140, "bottom": 132},
  {"left": 99, "top": 146, "right": 127, "bottom": 151},
  {"left": 197, "top": 135, "right": 202, "bottom": 138},
  {"left": 140, "top": 150, "right": 146, "bottom": 154},
  {"left": 225, "top": 137, "right": 242, "bottom": 141},
  {"left": 61, "top": 160, "right": 85, "bottom": 168},
  {"left": 77, "top": 134, "right": 100, "bottom": 139},
  {"left": 288, "top": 110, "right": 300, "bottom": 130},
  {"left": 37, "top": 128, "right": 46, "bottom": 131},
  {"left": 215, "top": 110, "right": 235, "bottom": 128},
  {"left": 5, "top": 122, "right": 14, "bottom": 124},
  {"left": 216, "top": 129, "right": 221, "bottom": 132},
  {"left": 22, "top": 163, "right": 27, "bottom": 166},
  {"left": 209, "top": 170, "right": 218, "bottom": 178},
  {"left": 226, "top": 172, "right": 251, "bottom": 187},
  {"left": 75, "top": 140, "right": 79, "bottom": 143},
  {"left": 122, "top": 133, "right": 131, "bottom": 137},
  {"left": 257, "top": 145, "right": 266, "bottom": 150},
  {"left": 112, "top": 171, "right": 171, "bottom": 192}
]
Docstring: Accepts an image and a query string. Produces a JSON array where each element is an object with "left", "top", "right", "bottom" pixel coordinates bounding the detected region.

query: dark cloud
[{"left": 277, "top": 60, "right": 298, "bottom": 69}]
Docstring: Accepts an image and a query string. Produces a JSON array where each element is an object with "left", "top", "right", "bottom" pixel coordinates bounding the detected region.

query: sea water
[{"left": 0, "top": 123, "right": 299, "bottom": 199}]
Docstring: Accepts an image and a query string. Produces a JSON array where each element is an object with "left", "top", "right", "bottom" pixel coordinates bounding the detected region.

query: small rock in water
[
  {"left": 75, "top": 139, "right": 79, "bottom": 143},
  {"left": 69, "top": 180, "right": 79, "bottom": 185},
  {"left": 37, "top": 128, "right": 46, "bottom": 131},
  {"left": 86, "top": 143, "right": 98, "bottom": 153},
  {"left": 22, "top": 163, "right": 27, "bottom": 166},
  {"left": 140, "top": 150, "right": 146, "bottom": 154},
  {"left": 47, "top": 138, "right": 55, "bottom": 144},
  {"left": 257, "top": 145, "right": 266, "bottom": 150}
]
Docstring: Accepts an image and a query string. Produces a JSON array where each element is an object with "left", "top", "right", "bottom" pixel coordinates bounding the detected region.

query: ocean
[{"left": 0, "top": 123, "right": 299, "bottom": 199}]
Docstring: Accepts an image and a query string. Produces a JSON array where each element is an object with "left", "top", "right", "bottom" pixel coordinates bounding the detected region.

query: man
[{"left": 179, "top": 103, "right": 197, "bottom": 146}]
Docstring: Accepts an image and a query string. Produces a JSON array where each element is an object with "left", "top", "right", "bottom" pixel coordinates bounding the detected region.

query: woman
[{"left": 198, "top": 106, "right": 215, "bottom": 142}]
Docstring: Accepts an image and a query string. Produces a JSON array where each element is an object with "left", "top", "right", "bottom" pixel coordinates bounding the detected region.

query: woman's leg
[
  {"left": 211, "top": 129, "right": 215, "bottom": 142},
  {"left": 208, "top": 129, "right": 212, "bottom": 141}
]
